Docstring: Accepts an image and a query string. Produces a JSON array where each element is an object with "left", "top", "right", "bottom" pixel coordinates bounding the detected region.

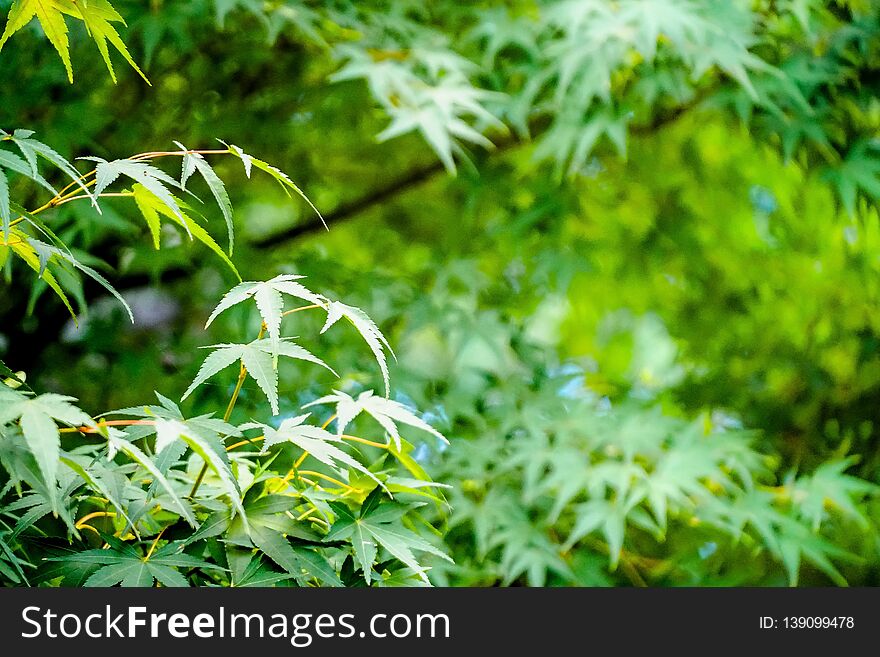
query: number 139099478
[{"left": 759, "top": 616, "right": 854, "bottom": 629}]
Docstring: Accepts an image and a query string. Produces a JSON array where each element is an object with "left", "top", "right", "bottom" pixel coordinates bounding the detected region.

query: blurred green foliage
[{"left": 2, "top": 0, "right": 880, "bottom": 586}]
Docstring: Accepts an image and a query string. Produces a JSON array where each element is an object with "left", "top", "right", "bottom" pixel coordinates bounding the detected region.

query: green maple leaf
[
  {"left": 175, "top": 142, "right": 234, "bottom": 255},
  {"left": 304, "top": 389, "right": 446, "bottom": 451},
  {"left": 326, "top": 489, "right": 450, "bottom": 584},
  {"left": 4, "top": 227, "right": 77, "bottom": 319},
  {"left": 223, "top": 494, "right": 341, "bottom": 586},
  {"left": 469, "top": 7, "right": 539, "bottom": 66},
  {"left": 700, "top": 490, "right": 858, "bottom": 586},
  {"left": 182, "top": 339, "right": 335, "bottom": 415},
  {"left": 8, "top": 129, "right": 93, "bottom": 201},
  {"left": 152, "top": 417, "right": 247, "bottom": 528},
  {"left": 8, "top": 491, "right": 74, "bottom": 541},
  {"left": 230, "top": 555, "right": 295, "bottom": 587},
  {"left": 496, "top": 507, "right": 573, "bottom": 586},
  {"left": 205, "top": 274, "right": 327, "bottom": 359},
  {"left": 223, "top": 143, "right": 324, "bottom": 227},
  {"left": 0, "top": 128, "right": 93, "bottom": 241},
  {"left": 10, "top": 226, "right": 134, "bottom": 322},
  {"left": 0, "top": 532, "right": 29, "bottom": 585},
  {"left": 241, "top": 413, "right": 381, "bottom": 487},
  {"left": 0, "top": 170, "right": 9, "bottom": 240},
  {"left": 105, "top": 393, "right": 243, "bottom": 525},
  {"left": 48, "top": 536, "right": 221, "bottom": 587},
  {"left": 0, "top": 388, "right": 92, "bottom": 508},
  {"left": 824, "top": 141, "right": 880, "bottom": 216},
  {"left": 61, "top": 0, "right": 149, "bottom": 84},
  {"left": 86, "top": 157, "right": 184, "bottom": 218},
  {"left": 0, "top": 0, "right": 72, "bottom": 81},
  {"left": 0, "top": 0, "right": 147, "bottom": 83},
  {"left": 106, "top": 431, "right": 197, "bottom": 528},
  {"left": 60, "top": 453, "right": 136, "bottom": 534},
  {"left": 320, "top": 301, "right": 395, "bottom": 397},
  {"left": 131, "top": 183, "right": 239, "bottom": 279},
  {"left": 204, "top": 277, "right": 393, "bottom": 392},
  {"left": 791, "top": 458, "right": 878, "bottom": 531}
]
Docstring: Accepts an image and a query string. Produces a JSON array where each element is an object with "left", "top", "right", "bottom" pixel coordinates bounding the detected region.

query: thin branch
[
  {"left": 0, "top": 98, "right": 710, "bottom": 376},
  {"left": 251, "top": 94, "right": 709, "bottom": 248},
  {"left": 11, "top": 147, "right": 232, "bottom": 229},
  {"left": 251, "top": 160, "right": 444, "bottom": 248},
  {"left": 131, "top": 149, "right": 229, "bottom": 162},
  {"left": 55, "top": 191, "right": 134, "bottom": 208}
]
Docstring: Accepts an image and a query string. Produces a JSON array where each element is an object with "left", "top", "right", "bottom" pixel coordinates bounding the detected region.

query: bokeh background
[{"left": 2, "top": 0, "right": 880, "bottom": 585}]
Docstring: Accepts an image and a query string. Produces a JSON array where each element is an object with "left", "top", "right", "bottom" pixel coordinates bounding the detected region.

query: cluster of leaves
[
  {"left": 0, "top": 0, "right": 145, "bottom": 83},
  {"left": 433, "top": 375, "right": 875, "bottom": 587},
  {"left": 549, "top": 112, "right": 880, "bottom": 461},
  {"left": 3, "top": 2, "right": 878, "bottom": 220},
  {"left": 0, "top": 127, "right": 325, "bottom": 319},
  {"left": 55, "top": 0, "right": 875, "bottom": 217},
  {"left": 0, "top": 133, "right": 451, "bottom": 586},
  {"left": 309, "top": 252, "right": 879, "bottom": 587},
  {"left": 2, "top": 0, "right": 880, "bottom": 590},
  {"left": 0, "top": 276, "right": 451, "bottom": 587}
]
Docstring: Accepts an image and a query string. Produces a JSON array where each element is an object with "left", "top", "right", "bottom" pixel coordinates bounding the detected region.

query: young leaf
[
  {"left": 13, "top": 226, "right": 134, "bottom": 322},
  {"left": 174, "top": 142, "right": 234, "bottom": 254},
  {"left": 239, "top": 346, "right": 278, "bottom": 414},
  {"left": 61, "top": 0, "right": 149, "bottom": 84},
  {"left": 226, "top": 144, "right": 253, "bottom": 178},
  {"left": 304, "top": 390, "right": 447, "bottom": 451},
  {"left": 224, "top": 145, "right": 324, "bottom": 228},
  {"left": 107, "top": 432, "right": 196, "bottom": 527},
  {"left": 12, "top": 132, "right": 93, "bottom": 203},
  {"left": 241, "top": 414, "right": 381, "bottom": 486},
  {"left": 5, "top": 230, "right": 76, "bottom": 319},
  {"left": 153, "top": 418, "right": 247, "bottom": 529},
  {"left": 182, "top": 339, "right": 335, "bottom": 415},
  {"left": 204, "top": 274, "right": 327, "bottom": 358},
  {"left": 85, "top": 158, "right": 183, "bottom": 220},
  {"left": 0, "top": 0, "right": 73, "bottom": 82},
  {"left": 0, "top": 1, "right": 146, "bottom": 84},
  {"left": 320, "top": 301, "right": 394, "bottom": 396},
  {"left": 132, "top": 183, "right": 162, "bottom": 249},
  {"left": 0, "top": 391, "right": 92, "bottom": 505},
  {"left": 130, "top": 183, "right": 240, "bottom": 279},
  {"left": 0, "top": 148, "right": 57, "bottom": 196}
]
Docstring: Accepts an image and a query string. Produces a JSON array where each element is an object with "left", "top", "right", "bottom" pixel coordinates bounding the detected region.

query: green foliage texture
[{"left": 1, "top": 0, "right": 879, "bottom": 587}]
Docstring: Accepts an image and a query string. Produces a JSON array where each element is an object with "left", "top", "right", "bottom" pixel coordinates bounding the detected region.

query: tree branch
[
  {"left": 0, "top": 93, "right": 711, "bottom": 376},
  {"left": 251, "top": 159, "right": 445, "bottom": 248},
  {"left": 252, "top": 94, "right": 710, "bottom": 247}
]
